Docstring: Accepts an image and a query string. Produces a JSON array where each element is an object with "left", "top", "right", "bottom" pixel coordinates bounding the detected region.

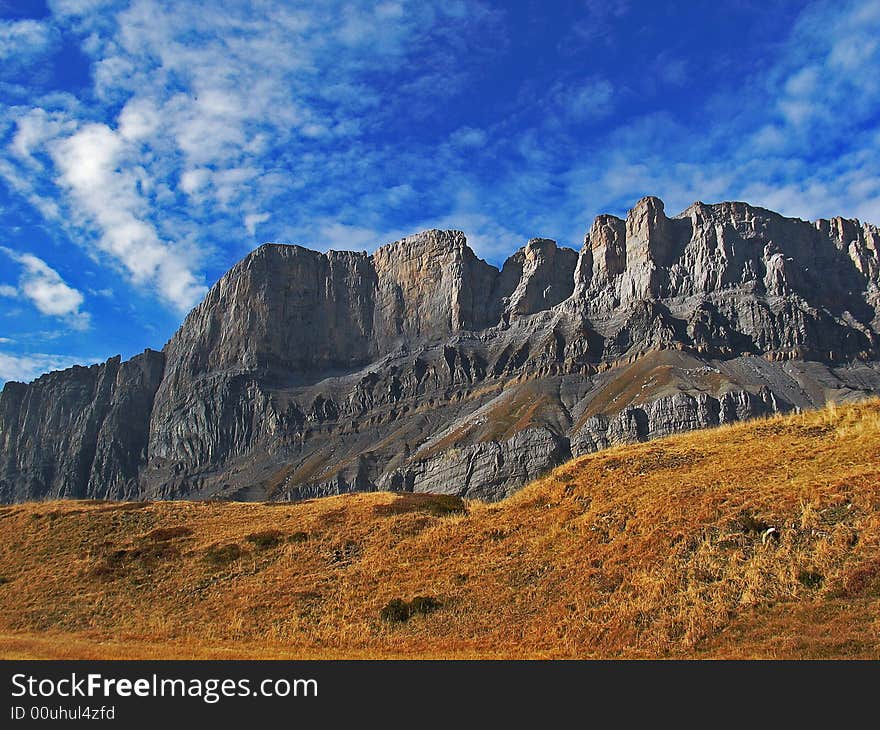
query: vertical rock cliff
[{"left": 2, "top": 197, "right": 880, "bottom": 503}]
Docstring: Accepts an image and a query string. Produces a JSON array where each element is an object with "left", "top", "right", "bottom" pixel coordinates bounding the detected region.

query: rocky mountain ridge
[{"left": 2, "top": 196, "right": 880, "bottom": 502}]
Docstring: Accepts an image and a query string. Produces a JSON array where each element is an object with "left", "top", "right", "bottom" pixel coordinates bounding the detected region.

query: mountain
[
  {"left": 1, "top": 399, "right": 878, "bottom": 659},
  {"left": 2, "top": 196, "right": 880, "bottom": 503}
]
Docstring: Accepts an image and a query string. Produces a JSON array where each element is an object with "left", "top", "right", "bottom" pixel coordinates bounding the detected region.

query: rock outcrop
[{"left": 2, "top": 197, "right": 880, "bottom": 503}]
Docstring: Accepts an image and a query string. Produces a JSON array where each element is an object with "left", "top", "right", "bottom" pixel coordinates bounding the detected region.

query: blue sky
[{"left": 1, "top": 0, "right": 879, "bottom": 383}]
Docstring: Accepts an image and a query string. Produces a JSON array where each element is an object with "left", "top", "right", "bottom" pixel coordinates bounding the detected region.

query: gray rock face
[
  {"left": 572, "top": 387, "right": 780, "bottom": 455},
  {"left": 0, "top": 350, "right": 164, "bottom": 501},
  {"left": 2, "top": 197, "right": 880, "bottom": 503}
]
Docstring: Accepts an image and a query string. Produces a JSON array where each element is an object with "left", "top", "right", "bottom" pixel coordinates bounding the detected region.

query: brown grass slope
[{"left": 0, "top": 400, "right": 879, "bottom": 659}]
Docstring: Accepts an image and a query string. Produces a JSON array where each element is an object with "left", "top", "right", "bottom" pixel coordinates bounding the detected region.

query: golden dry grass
[{"left": 1, "top": 399, "right": 879, "bottom": 659}]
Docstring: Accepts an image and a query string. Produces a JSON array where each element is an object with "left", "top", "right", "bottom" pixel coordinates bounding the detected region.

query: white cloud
[
  {"left": 244, "top": 212, "right": 270, "bottom": 236},
  {"left": 9, "top": 108, "right": 74, "bottom": 161},
  {"left": 0, "top": 247, "right": 90, "bottom": 329},
  {"left": 180, "top": 168, "right": 210, "bottom": 196},
  {"left": 118, "top": 97, "right": 161, "bottom": 141},
  {"left": 0, "top": 351, "right": 104, "bottom": 385},
  {"left": 315, "top": 221, "right": 387, "bottom": 252},
  {"left": 0, "top": 285, "right": 17, "bottom": 298},
  {"left": 47, "top": 0, "right": 115, "bottom": 18},
  {"left": 0, "top": 20, "right": 58, "bottom": 62},
  {"left": 47, "top": 123, "right": 207, "bottom": 311},
  {"left": 0, "top": 337, "right": 14, "bottom": 344},
  {"left": 546, "top": 0, "right": 880, "bottom": 233},
  {"left": 0, "top": 0, "right": 873, "bottom": 346}
]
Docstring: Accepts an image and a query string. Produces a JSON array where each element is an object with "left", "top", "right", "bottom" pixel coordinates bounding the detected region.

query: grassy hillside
[{"left": 1, "top": 400, "right": 878, "bottom": 659}]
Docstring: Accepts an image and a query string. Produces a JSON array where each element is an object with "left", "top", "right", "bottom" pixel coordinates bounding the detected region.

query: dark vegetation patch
[
  {"left": 0, "top": 577, "right": 9, "bottom": 585},
  {"left": 594, "top": 572, "right": 624, "bottom": 594},
  {"left": 292, "top": 591, "right": 323, "bottom": 620},
  {"left": 797, "top": 424, "right": 833, "bottom": 438},
  {"left": 315, "top": 508, "right": 347, "bottom": 528},
  {"left": 390, "top": 516, "right": 432, "bottom": 537},
  {"left": 289, "top": 531, "right": 309, "bottom": 543},
  {"left": 32, "top": 502, "right": 150, "bottom": 522},
  {"left": 245, "top": 530, "right": 285, "bottom": 550},
  {"left": 373, "top": 493, "right": 467, "bottom": 518},
  {"left": 379, "top": 596, "right": 441, "bottom": 623},
  {"left": 92, "top": 542, "right": 179, "bottom": 579},
  {"left": 820, "top": 502, "right": 856, "bottom": 525},
  {"left": 636, "top": 449, "right": 704, "bottom": 473},
  {"left": 797, "top": 570, "right": 824, "bottom": 589},
  {"left": 204, "top": 543, "right": 244, "bottom": 567},
  {"left": 142, "top": 526, "right": 193, "bottom": 542},
  {"left": 330, "top": 540, "right": 360, "bottom": 565}
]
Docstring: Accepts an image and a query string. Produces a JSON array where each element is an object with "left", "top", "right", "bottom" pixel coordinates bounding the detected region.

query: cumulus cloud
[
  {"left": 0, "top": 247, "right": 90, "bottom": 329},
  {"left": 552, "top": 0, "right": 880, "bottom": 233}
]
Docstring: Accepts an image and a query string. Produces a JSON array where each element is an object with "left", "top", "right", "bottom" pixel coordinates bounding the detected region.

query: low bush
[
  {"left": 143, "top": 526, "right": 193, "bottom": 542},
  {"left": 204, "top": 543, "right": 243, "bottom": 567},
  {"left": 797, "top": 570, "right": 824, "bottom": 589},
  {"left": 374, "top": 493, "right": 466, "bottom": 518},
  {"left": 246, "top": 530, "right": 285, "bottom": 550},
  {"left": 379, "top": 595, "right": 441, "bottom": 623}
]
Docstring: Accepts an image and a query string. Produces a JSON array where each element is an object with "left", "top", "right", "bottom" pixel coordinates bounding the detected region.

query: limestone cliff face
[
  {"left": 0, "top": 350, "right": 164, "bottom": 501},
  {"left": 2, "top": 197, "right": 880, "bottom": 503},
  {"left": 575, "top": 197, "right": 878, "bottom": 362},
  {"left": 372, "top": 229, "right": 500, "bottom": 343}
]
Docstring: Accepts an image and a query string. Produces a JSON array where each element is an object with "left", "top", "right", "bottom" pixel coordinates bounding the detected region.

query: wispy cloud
[
  {"left": 1, "top": 0, "right": 505, "bottom": 310},
  {"left": 0, "top": 350, "right": 103, "bottom": 385},
  {"left": 0, "top": 19, "right": 58, "bottom": 63}
]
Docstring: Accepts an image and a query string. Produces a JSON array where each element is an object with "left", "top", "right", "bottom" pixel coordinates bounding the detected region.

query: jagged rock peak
[{"left": 373, "top": 228, "right": 470, "bottom": 258}]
